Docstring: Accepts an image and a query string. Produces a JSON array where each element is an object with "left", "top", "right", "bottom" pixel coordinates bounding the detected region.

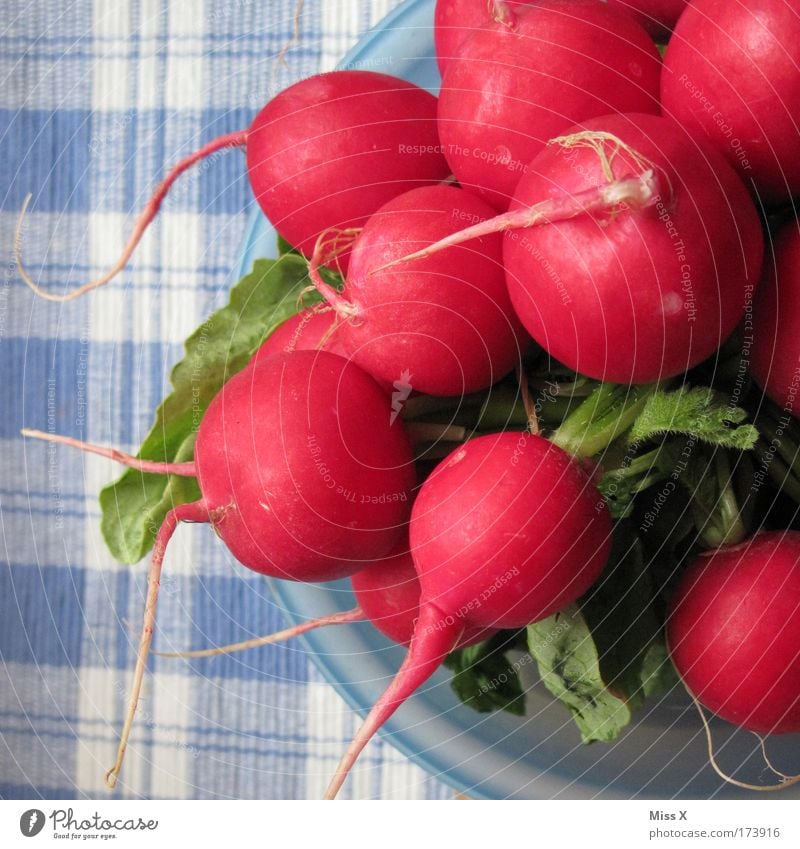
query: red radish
[
  {"left": 247, "top": 72, "right": 447, "bottom": 271},
  {"left": 437, "top": 0, "right": 662, "bottom": 209},
  {"left": 15, "top": 70, "right": 449, "bottom": 300},
  {"left": 163, "top": 541, "right": 495, "bottom": 656},
  {"left": 661, "top": 0, "right": 800, "bottom": 203},
  {"left": 324, "top": 431, "right": 612, "bottom": 798},
  {"left": 608, "top": 0, "right": 688, "bottom": 39},
  {"left": 667, "top": 531, "right": 800, "bottom": 735},
  {"left": 24, "top": 349, "right": 415, "bottom": 787},
  {"left": 350, "top": 543, "right": 433, "bottom": 646},
  {"left": 193, "top": 351, "right": 414, "bottom": 581},
  {"left": 434, "top": 0, "right": 532, "bottom": 76},
  {"left": 250, "top": 306, "right": 345, "bottom": 363},
  {"left": 390, "top": 115, "right": 764, "bottom": 384},
  {"left": 352, "top": 542, "right": 495, "bottom": 647},
  {"left": 504, "top": 114, "right": 763, "bottom": 383},
  {"left": 751, "top": 221, "right": 800, "bottom": 415},
  {"left": 309, "top": 184, "right": 526, "bottom": 397}
]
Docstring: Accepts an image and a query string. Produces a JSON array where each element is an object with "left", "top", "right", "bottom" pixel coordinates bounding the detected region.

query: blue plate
[{"left": 232, "top": 0, "right": 800, "bottom": 800}]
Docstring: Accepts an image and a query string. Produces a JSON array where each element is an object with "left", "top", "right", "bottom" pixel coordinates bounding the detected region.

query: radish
[
  {"left": 751, "top": 221, "right": 800, "bottom": 415},
  {"left": 607, "top": 1, "right": 688, "bottom": 39},
  {"left": 309, "top": 184, "right": 526, "bottom": 396},
  {"left": 162, "top": 541, "right": 495, "bottom": 657},
  {"left": 15, "top": 70, "right": 449, "bottom": 300},
  {"left": 667, "top": 531, "right": 800, "bottom": 736},
  {"left": 191, "top": 351, "right": 414, "bottom": 580},
  {"left": 434, "top": 0, "right": 532, "bottom": 76},
  {"left": 324, "top": 431, "right": 612, "bottom": 798},
  {"left": 250, "top": 305, "right": 345, "bottom": 363},
  {"left": 661, "top": 0, "right": 800, "bottom": 203},
  {"left": 437, "top": 0, "right": 662, "bottom": 209},
  {"left": 386, "top": 115, "right": 764, "bottom": 384},
  {"left": 350, "top": 543, "right": 434, "bottom": 647},
  {"left": 24, "top": 349, "right": 415, "bottom": 787},
  {"left": 504, "top": 114, "right": 764, "bottom": 382}
]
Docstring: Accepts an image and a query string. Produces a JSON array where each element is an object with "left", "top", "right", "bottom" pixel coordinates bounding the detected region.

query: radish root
[
  {"left": 307, "top": 228, "right": 361, "bottom": 319},
  {"left": 106, "top": 499, "right": 209, "bottom": 789},
  {"left": 274, "top": 0, "right": 305, "bottom": 70},
  {"left": 690, "top": 690, "right": 800, "bottom": 792},
  {"left": 549, "top": 130, "right": 662, "bottom": 186},
  {"left": 21, "top": 426, "right": 206, "bottom": 789},
  {"left": 323, "top": 605, "right": 462, "bottom": 799},
  {"left": 21, "top": 429, "right": 197, "bottom": 477},
  {"left": 490, "top": 1, "right": 518, "bottom": 28},
  {"left": 372, "top": 161, "right": 659, "bottom": 274},
  {"left": 15, "top": 130, "right": 247, "bottom": 302},
  {"left": 156, "top": 607, "right": 365, "bottom": 659}
]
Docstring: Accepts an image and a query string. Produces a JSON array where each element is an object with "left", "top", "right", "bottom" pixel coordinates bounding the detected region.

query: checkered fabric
[{"left": 0, "top": 0, "right": 451, "bottom": 800}]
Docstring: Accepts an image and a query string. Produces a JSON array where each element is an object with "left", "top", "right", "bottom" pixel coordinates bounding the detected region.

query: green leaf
[
  {"left": 277, "top": 234, "right": 300, "bottom": 256},
  {"left": 551, "top": 382, "right": 656, "bottom": 458},
  {"left": 640, "top": 640, "right": 679, "bottom": 698},
  {"left": 581, "top": 530, "right": 661, "bottom": 713},
  {"left": 651, "top": 440, "right": 749, "bottom": 548},
  {"left": 526, "top": 527, "right": 668, "bottom": 743},
  {"left": 597, "top": 450, "right": 667, "bottom": 520},
  {"left": 99, "top": 255, "right": 326, "bottom": 564},
  {"left": 629, "top": 386, "right": 759, "bottom": 450},
  {"left": 527, "top": 606, "right": 633, "bottom": 743},
  {"left": 444, "top": 633, "right": 526, "bottom": 716}
]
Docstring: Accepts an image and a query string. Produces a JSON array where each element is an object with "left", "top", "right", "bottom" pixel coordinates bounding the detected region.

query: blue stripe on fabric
[
  {"left": 0, "top": 709, "right": 352, "bottom": 747},
  {"left": 0, "top": 783, "right": 82, "bottom": 800},
  {"left": 0, "top": 504, "right": 88, "bottom": 520},
  {"left": 1, "top": 563, "right": 85, "bottom": 667},
  {"left": 0, "top": 45, "right": 327, "bottom": 62},
  {"left": 0, "top": 109, "right": 91, "bottom": 211},
  {"left": 197, "top": 108, "right": 251, "bottom": 215},
  {"left": 186, "top": 575, "right": 309, "bottom": 684},
  {"left": 2, "top": 0, "right": 93, "bottom": 41},
  {"left": 0, "top": 337, "right": 91, "bottom": 439},
  {"left": 0, "top": 32, "right": 312, "bottom": 46},
  {"left": 0, "top": 109, "right": 251, "bottom": 216}
]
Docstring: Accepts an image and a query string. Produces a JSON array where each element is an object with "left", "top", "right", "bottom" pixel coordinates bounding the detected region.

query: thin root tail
[
  {"left": 104, "top": 500, "right": 209, "bottom": 790},
  {"left": 323, "top": 605, "right": 460, "bottom": 799},
  {"left": 16, "top": 130, "right": 247, "bottom": 302},
  {"left": 156, "top": 607, "right": 365, "bottom": 658},
  {"left": 21, "top": 429, "right": 196, "bottom": 477}
]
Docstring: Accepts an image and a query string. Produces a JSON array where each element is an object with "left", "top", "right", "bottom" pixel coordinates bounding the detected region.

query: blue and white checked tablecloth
[{"left": 0, "top": 0, "right": 453, "bottom": 800}]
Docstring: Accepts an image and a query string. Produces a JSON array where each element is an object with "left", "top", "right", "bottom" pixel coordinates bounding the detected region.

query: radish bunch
[{"left": 20, "top": 0, "right": 800, "bottom": 799}]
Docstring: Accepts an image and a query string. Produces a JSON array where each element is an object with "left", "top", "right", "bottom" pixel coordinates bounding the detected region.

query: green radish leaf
[
  {"left": 527, "top": 526, "right": 667, "bottom": 743},
  {"left": 598, "top": 465, "right": 663, "bottom": 520},
  {"left": 528, "top": 606, "right": 633, "bottom": 743},
  {"left": 581, "top": 531, "right": 661, "bottom": 714},
  {"left": 640, "top": 640, "right": 679, "bottom": 698},
  {"left": 277, "top": 234, "right": 300, "bottom": 256},
  {"left": 100, "top": 255, "right": 328, "bottom": 564},
  {"left": 629, "top": 386, "right": 759, "bottom": 450},
  {"left": 444, "top": 632, "right": 527, "bottom": 716}
]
